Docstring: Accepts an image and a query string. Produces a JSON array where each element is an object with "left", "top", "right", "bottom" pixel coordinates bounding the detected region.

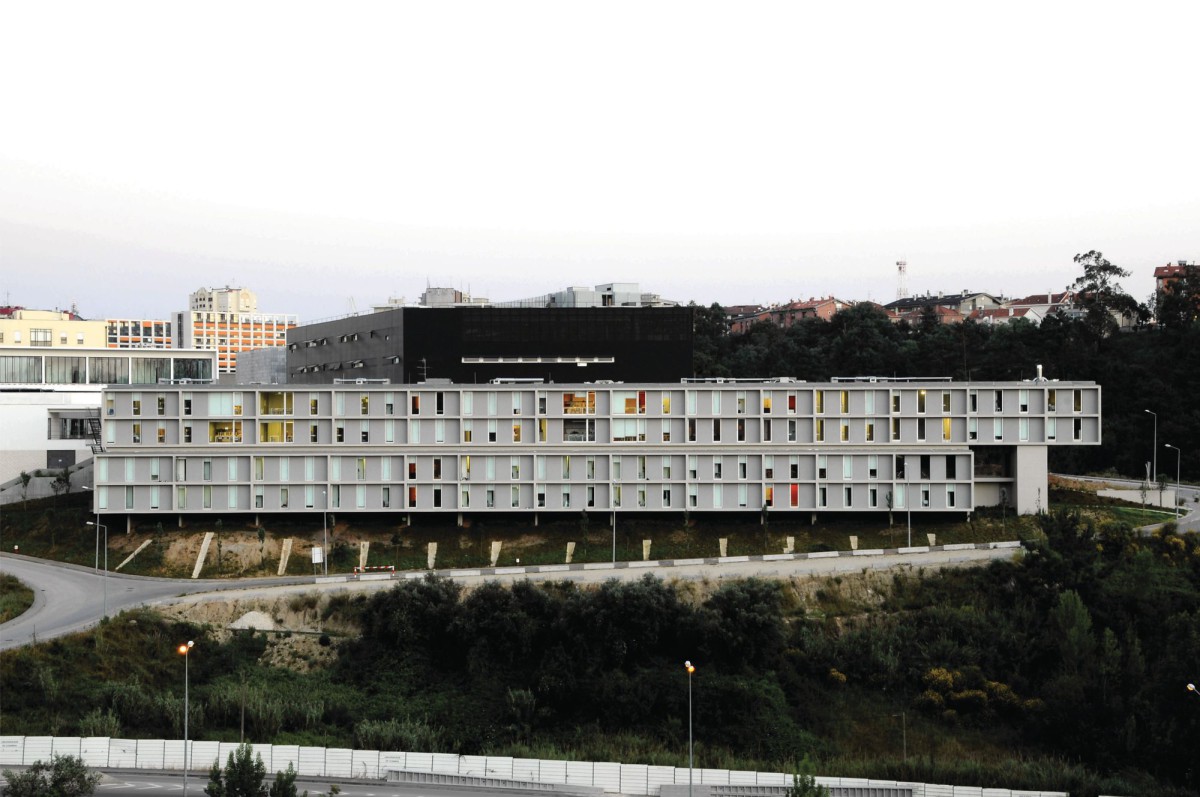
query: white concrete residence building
[{"left": 91, "top": 378, "right": 1100, "bottom": 524}]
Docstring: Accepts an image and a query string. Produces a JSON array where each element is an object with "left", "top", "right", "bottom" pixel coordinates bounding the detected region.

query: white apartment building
[
  {"left": 91, "top": 378, "right": 1100, "bottom": 522},
  {"left": 175, "top": 287, "right": 297, "bottom": 375}
]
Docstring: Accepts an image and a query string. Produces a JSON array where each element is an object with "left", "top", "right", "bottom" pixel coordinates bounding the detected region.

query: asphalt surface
[
  {"left": 0, "top": 544, "right": 1020, "bottom": 651},
  {"left": 1052, "top": 472, "right": 1199, "bottom": 533}
]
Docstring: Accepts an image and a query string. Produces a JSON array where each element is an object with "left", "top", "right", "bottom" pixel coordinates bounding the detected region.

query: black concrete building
[{"left": 286, "top": 306, "right": 695, "bottom": 384}]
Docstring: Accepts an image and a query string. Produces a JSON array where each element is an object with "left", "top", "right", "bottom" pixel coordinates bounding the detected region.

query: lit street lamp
[
  {"left": 1145, "top": 409, "right": 1157, "bottom": 483},
  {"left": 178, "top": 640, "right": 194, "bottom": 796},
  {"left": 684, "top": 660, "right": 695, "bottom": 797},
  {"left": 85, "top": 521, "right": 108, "bottom": 619},
  {"left": 1165, "top": 444, "right": 1182, "bottom": 518},
  {"left": 1188, "top": 683, "right": 1198, "bottom": 701}
]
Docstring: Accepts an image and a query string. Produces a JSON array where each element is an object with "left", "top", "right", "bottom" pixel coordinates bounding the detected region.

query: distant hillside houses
[{"left": 728, "top": 288, "right": 1098, "bottom": 332}]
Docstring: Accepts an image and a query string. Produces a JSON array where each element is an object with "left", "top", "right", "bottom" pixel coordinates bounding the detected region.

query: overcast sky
[{"left": 1, "top": 1, "right": 1197, "bottom": 322}]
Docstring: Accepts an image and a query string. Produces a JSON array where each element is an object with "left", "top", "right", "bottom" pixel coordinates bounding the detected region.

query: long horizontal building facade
[{"left": 91, "top": 378, "right": 1100, "bottom": 523}]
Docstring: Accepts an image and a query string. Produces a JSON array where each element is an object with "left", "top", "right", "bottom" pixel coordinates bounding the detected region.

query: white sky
[{"left": 1, "top": 0, "right": 1197, "bottom": 322}]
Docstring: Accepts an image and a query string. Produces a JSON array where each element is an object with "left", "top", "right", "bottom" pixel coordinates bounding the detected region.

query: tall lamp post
[
  {"left": 85, "top": 521, "right": 108, "bottom": 619},
  {"left": 1165, "top": 444, "right": 1182, "bottom": 518},
  {"left": 611, "top": 482, "right": 617, "bottom": 564},
  {"left": 684, "top": 660, "right": 695, "bottom": 797},
  {"left": 178, "top": 640, "right": 194, "bottom": 796},
  {"left": 322, "top": 488, "right": 328, "bottom": 576},
  {"left": 1145, "top": 409, "right": 1157, "bottom": 483}
]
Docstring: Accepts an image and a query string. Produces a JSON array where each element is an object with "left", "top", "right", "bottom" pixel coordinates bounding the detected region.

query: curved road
[{"left": 1, "top": 543, "right": 1022, "bottom": 651}]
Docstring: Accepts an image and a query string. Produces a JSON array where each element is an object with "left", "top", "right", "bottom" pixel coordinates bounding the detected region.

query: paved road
[
  {"left": 1052, "top": 473, "right": 1199, "bottom": 532},
  {"left": 3, "top": 769, "right": 565, "bottom": 797},
  {"left": 0, "top": 545, "right": 1019, "bottom": 651}
]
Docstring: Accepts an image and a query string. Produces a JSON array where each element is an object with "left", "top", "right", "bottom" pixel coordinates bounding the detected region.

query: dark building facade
[{"left": 286, "top": 307, "right": 695, "bottom": 384}]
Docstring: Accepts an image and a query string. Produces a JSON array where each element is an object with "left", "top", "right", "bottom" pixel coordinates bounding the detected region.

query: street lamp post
[
  {"left": 178, "top": 640, "right": 194, "bottom": 796},
  {"left": 86, "top": 521, "right": 108, "bottom": 619},
  {"left": 1145, "top": 409, "right": 1157, "bottom": 483},
  {"left": 611, "top": 483, "right": 617, "bottom": 564},
  {"left": 906, "top": 466, "right": 912, "bottom": 548},
  {"left": 1165, "top": 444, "right": 1182, "bottom": 518},
  {"left": 322, "top": 488, "right": 328, "bottom": 576},
  {"left": 1188, "top": 683, "right": 1198, "bottom": 701},
  {"left": 684, "top": 660, "right": 695, "bottom": 797}
]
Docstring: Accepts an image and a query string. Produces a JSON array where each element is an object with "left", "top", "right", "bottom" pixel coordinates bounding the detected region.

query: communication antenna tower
[{"left": 896, "top": 260, "right": 908, "bottom": 300}]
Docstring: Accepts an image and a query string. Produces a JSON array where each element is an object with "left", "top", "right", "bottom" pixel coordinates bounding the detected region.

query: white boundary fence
[{"left": 0, "top": 736, "right": 1065, "bottom": 797}]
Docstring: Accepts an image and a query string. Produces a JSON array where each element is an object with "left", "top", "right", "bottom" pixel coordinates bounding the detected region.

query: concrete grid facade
[{"left": 91, "top": 379, "right": 1100, "bottom": 521}]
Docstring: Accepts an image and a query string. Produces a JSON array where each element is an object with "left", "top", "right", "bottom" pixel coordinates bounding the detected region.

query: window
[
  {"left": 663, "top": 487, "right": 672, "bottom": 508},
  {"left": 686, "top": 391, "right": 697, "bottom": 415},
  {"left": 762, "top": 394, "right": 772, "bottom": 414},
  {"left": 817, "top": 455, "right": 827, "bottom": 479},
  {"left": 947, "top": 484, "right": 956, "bottom": 507},
  {"left": 842, "top": 457, "right": 853, "bottom": 480},
  {"left": 942, "top": 391, "right": 951, "bottom": 413},
  {"left": 132, "top": 395, "right": 142, "bottom": 416},
  {"left": 921, "top": 485, "right": 930, "bottom": 508},
  {"left": 1073, "top": 418, "right": 1082, "bottom": 440},
  {"left": 637, "top": 456, "right": 647, "bottom": 480},
  {"left": 790, "top": 456, "right": 799, "bottom": 479},
  {"left": 711, "top": 392, "right": 722, "bottom": 414},
  {"left": 946, "top": 456, "right": 957, "bottom": 479},
  {"left": 204, "top": 459, "right": 214, "bottom": 481},
  {"left": 662, "top": 456, "right": 672, "bottom": 479},
  {"left": 463, "top": 392, "right": 474, "bottom": 415},
  {"left": 737, "top": 484, "right": 747, "bottom": 507},
  {"left": 688, "top": 418, "right": 697, "bottom": 442},
  {"left": 865, "top": 421, "right": 875, "bottom": 442},
  {"left": 157, "top": 424, "right": 166, "bottom": 443},
  {"left": 896, "top": 454, "right": 907, "bottom": 479},
  {"left": 713, "top": 460, "right": 723, "bottom": 479},
  {"left": 688, "top": 484, "right": 698, "bottom": 508},
  {"left": 865, "top": 392, "right": 875, "bottom": 414},
  {"left": 843, "top": 486, "right": 852, "bottom": 507},
  {"left": 255, "top": 486, "right": 264, "bottom": 509},
  {"left": 512, "top": 393, "right": 520, "bottom": 415},
  {"left": 382, "top": 487, "right": 391, "bottom": 508},
  {"left": 336, "top": 422, "right": 345, "bottom": 443},
  {"left": 183, "top": 425, "right": 192, "bottom": 443},
  {"left": 463, "top": 420, "right": 473, "bottom": 443},
  {"left": 763, "top": 419, "right": 772, "bottom": 442},
  {"left": 738, "top": 455, "right": 747, "bottom": 479},
  {"left": 512, "top": 421, "right": 522, "bottom": 443},
  {"left": 433, "top": 488, "right": 442, "bottom": 508},
  {"left": 764, "top": 455, "right": 774, "bottom": 479},
  {"left": 511, "top": 457, "right": 520, "bottom": 479},
  {"left": 1047, "top": 389, "right": 1056, "bottom": 412},
  {"left": 968, "top": 417, "right": 978, "bottom": 441},
  {"left": 712, "top": 485, "right": 722, "bottom": 508},
  {"left": 688, "top": 455, "right": 698, "bottom": 479},
  {"left": 917, "top": 390, "right": 927, "bottom": 413},
  {"left": 869, "top": 487, "right": 878, "bottom": 508},
  {"left": 132, "top": 423, "right": 141, "bottom": 443},
  {"left": 891, "top": 391, "right": 900, "bottom": 413},
  {"left": 157, "top": 395, "right": 166, "bottom": 415},
  {"left": 942, "top": 417, "right": 951, "bottom": 441},
  {"left": 184, "top": 395, "right": 193, "bottom": 416},
  {"left": 815, "top": 419, "right": 824, "bottom": 442},
  {"left": 1047, "top": 417, "right": 1057, "bottom": 441},
  {"left": 737, "top": 419, "right": 746, "bottom": 442},
  {"left": 712, "top": 419, "right": 721, "bottom": 442},
  {"left": 788, "top": 420, "right": 797, "bottom": 442},
  {"left": 840, "top": 420, "right": 849, "bottom": 442},
  {"left": 385, "top": 393, "right": 394, "bottom": 415},
  {"left": 815, "top": 390, "right": 825, "bottom": 414},
  {"left": 1019, "top": 389, "right": 1028, "bottom": 414},
  {"left": 411, "top": 394, "right": 421, "bottom": 414},
  {"left": 437, "top": 392, "right": 446, "bottom": 415},
  {"left": 1073, "top": 389, "right": 1083, "bottom": 412},
  {"left": 818, "top": 486, "right": 827, "bottom": 508},
  {"left": 662, "top": 394, "right": 672, "bottom": 414},
  {"left": 994, "top": 391, "right": 1004, "bottom": 412},
  {"left": 511, "top": 486, "right": 520, "bottom": 508},
  {"left": 310, "top": 395, "right": 319, "bottom": 415},
  {"left": 736, "top": 391, "right": 747, "bottom": 415},
  {"left": 488, "top": 420, "right": 497, "bottom": 442},
  {"left": 361, "top": 395, "right": 370, "bottom": 415},
  {"left": 839, "top": 390, "right": 849, "bottom": 414},
  {"left": 920, "top": 455, "right": 930, "bottom": 479},
  {"left": 994, "top": 418, "right": 1004, "bottom": 441},
  {"left": 1019, "top": 417, "right": 1029, "bottom": 441},
  {"left": 891, "top": 418, "right": 900, "bottom": 441},
  {"left": 356, "top": 457, "right": 367, "bottom": 480},
  {"left": 969, "top": 390, "right": 978, "bottom": 413},
  {"left": 662, "top": 420, "right": 671, "bottom": 442}
]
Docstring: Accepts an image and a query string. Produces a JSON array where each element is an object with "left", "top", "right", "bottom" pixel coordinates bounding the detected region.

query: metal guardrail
[{"left": 388, "top": 769, "right": 605, "bottom": 795}]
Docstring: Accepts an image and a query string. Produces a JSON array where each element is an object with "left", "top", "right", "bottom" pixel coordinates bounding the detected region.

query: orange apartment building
[{"left": 174, "top": 287, "right": 297, "bottom": 375}]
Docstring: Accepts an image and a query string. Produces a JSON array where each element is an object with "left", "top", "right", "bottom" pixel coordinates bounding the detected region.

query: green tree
[
  {"left": 205, "top": 742, "right": 267, "bottom": 797},
  {"left": 2, "top": 754, "right": 100, "bottom": 796},
  {"left": 1155, "top": 263, "right": 1200, "bottom": 328},
  {"left": 1071, "top": 250, "right": 1142, "bottom": 338},
  {"left": 267, "top": 763, "right": 300, "bottom": 797},
  {"left": 786, "top": 756, "right": 830, "bottom": 797},
  {"left": 51, "top": 467, "right": 72, "bottom": 498},
  {"left": 18, "top": 469, "right": 31, "bottom": 507}
]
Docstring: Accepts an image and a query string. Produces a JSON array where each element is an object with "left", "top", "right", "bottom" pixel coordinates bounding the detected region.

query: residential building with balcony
[
  {"left": 89, "top": 377, "right": 1100, "bottom": 525},
  {"left": 106, "top": 318, "right": 174, "bottom": 348}
]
